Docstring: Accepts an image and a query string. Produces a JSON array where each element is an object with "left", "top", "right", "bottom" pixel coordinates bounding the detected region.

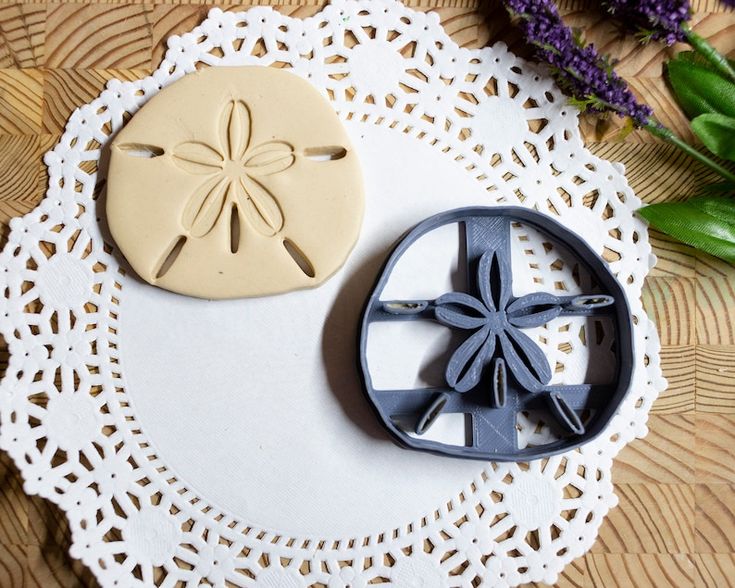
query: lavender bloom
[
  {"left": 602, "top": 0, "right": 735, "bottom": 86},
  {"left": 602, "top": 0, "right": 691, "bottom": 45},
  {"left": 505, "top": 0, "right": 654, "bottom": 127}
]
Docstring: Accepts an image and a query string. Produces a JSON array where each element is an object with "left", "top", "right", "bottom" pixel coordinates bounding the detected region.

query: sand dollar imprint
[{"left": 107, "top": 66, "right": 364, "bottom": 299}]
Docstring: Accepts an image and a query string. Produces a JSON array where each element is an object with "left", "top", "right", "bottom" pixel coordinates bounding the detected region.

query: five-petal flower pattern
[
  {"left": 172, "top": 99, "right": 295, "bottom": 238},
  {"left": 107, "top": 66, "right": 364, "bottom": 299},
  {"left": 434, "top": 249, "right": 565, "bottom": 395}
]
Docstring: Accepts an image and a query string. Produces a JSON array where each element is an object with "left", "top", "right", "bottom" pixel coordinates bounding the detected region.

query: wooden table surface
[{"left": 0, "top": 0, "right": 733, "bottom": 586}]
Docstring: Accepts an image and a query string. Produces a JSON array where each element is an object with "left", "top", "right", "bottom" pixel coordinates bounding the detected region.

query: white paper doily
[{"left": 0, "top": 2, "right": 666, "bottom": 586}]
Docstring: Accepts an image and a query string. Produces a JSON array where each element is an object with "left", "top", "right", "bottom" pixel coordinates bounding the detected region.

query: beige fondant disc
[{"left": 107, "top": 66, "right": 364, "bottom": 299}]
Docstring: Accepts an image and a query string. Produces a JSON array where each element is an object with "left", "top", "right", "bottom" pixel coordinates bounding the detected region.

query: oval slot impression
[
  {"left": 547, "top": 392, "right": 585, "bottom": 435},
  {"left": 570, "top": 294, "right": 615, "bottom": 309},
  {"left": 117, "top": 143, "right": 165, "bottom": 158},
  {"left": 283, "top": 238, "right": 315, "bottom": 278},
  {"left": 230, "top": 205, "right": 240, "bottom": 254},
  {"left": 304, "top": 146, "right": 347, "bottom": 161},
  {"left": 156, "top": 236, "right": 187, "bottom": 279},
  {"left": 383, "top": 301, "right": 428, "bottom": 315},
  {"left": 492, "top": 358, "right": 507, "bottom": 408},
  {"left": 415, "top": 391, "right": 451, "bottom": 435}
]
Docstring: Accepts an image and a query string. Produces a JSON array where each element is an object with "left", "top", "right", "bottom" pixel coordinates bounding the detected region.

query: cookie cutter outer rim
[{"left": 357, "top": 205, "right": 635, "bottom": 462}]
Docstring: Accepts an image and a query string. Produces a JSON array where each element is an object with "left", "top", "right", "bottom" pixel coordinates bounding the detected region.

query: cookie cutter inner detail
[{"left": 359, "top": 206, "right": 634, "bottom": 461}]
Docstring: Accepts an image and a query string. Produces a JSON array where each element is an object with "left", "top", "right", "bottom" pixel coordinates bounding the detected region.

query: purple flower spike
[
  {"left": 602, "top": 0, "right": 691, "bottom": 45},
  {"left": 504, "top": 0, "right": 654, "bottom": 127}
]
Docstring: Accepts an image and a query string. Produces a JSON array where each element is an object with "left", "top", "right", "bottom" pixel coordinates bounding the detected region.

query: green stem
[
  {"left": 645, "top": 122, "right": 735, "bottom": 183},
  {"left": 683, "top": 25, "right": 735, "bottom": 84}
]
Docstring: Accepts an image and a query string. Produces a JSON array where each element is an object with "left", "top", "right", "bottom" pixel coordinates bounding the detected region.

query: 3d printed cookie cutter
[{"left": 359, "top": 207, "right": 634, "bottom": 461}]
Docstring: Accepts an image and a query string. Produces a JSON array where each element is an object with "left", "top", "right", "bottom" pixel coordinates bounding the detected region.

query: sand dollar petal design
[{"left": 107, "top": 66, "right": 364, "bottom": 299}]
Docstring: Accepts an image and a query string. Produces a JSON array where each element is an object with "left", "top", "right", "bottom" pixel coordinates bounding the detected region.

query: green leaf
[
  {"left": 689, "top": 194, "right": 735, "bottom": 225},
  {"left": 638, "top": 196, "right": 735, "bottom": 262},
  {"left": 691, "top": 113, "right": 735, "bottom": 161},
  {"left": 666, "top": 59, "right": 735, "bottom": 119},
  {"left": 566, "top": 96, "right": 593, "bottom": 109},
  {"left": 695, "top": 181, "right": 735, "bottom": 197},
  {"left": 674, "top": 51, "right": 735, "bottom": 72}
]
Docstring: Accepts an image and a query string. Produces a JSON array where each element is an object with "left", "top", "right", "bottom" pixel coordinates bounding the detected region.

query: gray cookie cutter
[{"left": 358, "top": 206, "right": 634, "bottom": 461}]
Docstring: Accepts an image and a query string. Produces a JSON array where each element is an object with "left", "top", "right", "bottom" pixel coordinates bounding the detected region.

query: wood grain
[
  {"left": 0, "top": 134, "right": 44, "bottom": 225},
  {"left": 588, "top": 142, "right": 721, "bottom": 209},
  {"left": 655, "top": 346, "right": 696, "bottom": 414},
  {"left": 150, "top": 5, "right": 208, "bottom": 67},
  {"left": 647, "top": 232, "right": 696, "bottom": 280},
  {"left": 562, "top": 13, "right": 735, "bottom": 79},
  {"left": 0, "top": 2, "right": 733, "bottom": 587},
  {"left": 42, "top": 69, "right": 149, "bottom": 134},
  {"left": 0, "top": 69, "right": 43, "bottom": 135},
  {"left": 0, "top": 3, "right": 45, "bottom": 69},
  {"left": 696, "top": 248, "right": 735, "bottom": 280},
  {"left": 592, "top": 484, "right": 694, "bottom": 554},
  {"left": 525, "top": 557, "right": 585, "bottom": 587},
  {"left": 45, "top": 4, "right": 154, "bottom": 69},
  {"left": 642, "top": 277, "right": 696, "bottom": 347},
  {"left": 693, "top": 554, "right": 735, "bottom": 588},
  {"left": 585, "top": 554, "right": 694, "bottom": 588},
  {"left": 695, "top": 415, "right": 735, "bottom": 484},
  {"left": 696, "top": 277, "right": 735, "bottom": 345},
  {"left": 695, "top": 484, "right": 735, "bottom": 554},
  {"left": 25, "top": 494, "right": 96, "bottom": 587},
  {"left": 0, "top": 544, "right": 25, "bottom": 588},
  {"left": 26, "top": 544, "right": 96, "bottom": 588},
  {"left": 615, "top": 415, "right": 696, "bottom": 485},
  {"left": 0, "top": 453, "right": 26, "bottom": 547},
  {"left": 696, "top": 345, "right": 735, "bottom": 413}
]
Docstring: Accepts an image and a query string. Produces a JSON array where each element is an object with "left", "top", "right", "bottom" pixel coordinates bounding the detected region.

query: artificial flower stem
[
  {"left": 644, "top": 122, "right": 735, "bottom": 183},
  {"left": 683, "top": 24, "right": 735, "bottom": 84}
]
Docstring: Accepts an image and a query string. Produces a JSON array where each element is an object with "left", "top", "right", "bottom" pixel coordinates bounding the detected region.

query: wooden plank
[
  {"left": 592, "top": 484, "right": 694, "bottom": 554},
  {"left": 426, "top": 5, "right": 494, "bottom": 49},
  {"left": 45, "top": 4, "right": 154, "bottom": 69},
  {"left": 27, "top": 494, "right": 73, "bottom": 550},
  {"left": 42, "top": 68, "right": 148, "bottom": 134},
  {"left": 654, "top": 346, "right": 696, "bottom": 414},
  {"left": 0, "top": 134, "right": 45, "bottom": 225},
  {"left": 150, "top": 5, "right": 209, "bottom": 68},
  {"left": 0, "top": 68, "right": 43, "bottom": 135},
  {"left": 696, "top": 250, "right": 735, "bottom": 281},
  {"left": 0, "top": 544, "right": 25, "bottom": 588},
  {"left": 695, "top": 484, "right": 735, "bottom": 554},
  {"left": 642, "top": 277, "right": 696, "bottom": 347},
  {"left": 0, "top": 3, "right": 45, "bottom": 69},
  {"left": 647, "top": 233, "right": 696, "bottom": 280},
  {"left": 614, "top": 415, "right": 695, "bottom": 485},
  {"left": 25, "top": 544, "right": 97, "bottom": 588},
  {"left": 522, "top": 556, "right": 585, "bottom": 587},
  {"left": 693, "top": 554, "right": 735, "bottom": 588},
  {"left": 0, "top": 453, "right": 27, "bottom": 547},
  {"left": 557, "top": 0, "right": 735, "bottom": 14},
  {"left": 696, "top": 345, "right": 735, "bottom": 413},
  {"left": 696, "top": 278, "right": 735, "bottom": 345},
  {"left": 587, "top": 142, "right": 721, "bottom": 206},
  {"left": 584, "top": 554, "right": 694, "bottom": 588},
  {"left": 695, "top": 415, "right": 735, "bottom": 484}
]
